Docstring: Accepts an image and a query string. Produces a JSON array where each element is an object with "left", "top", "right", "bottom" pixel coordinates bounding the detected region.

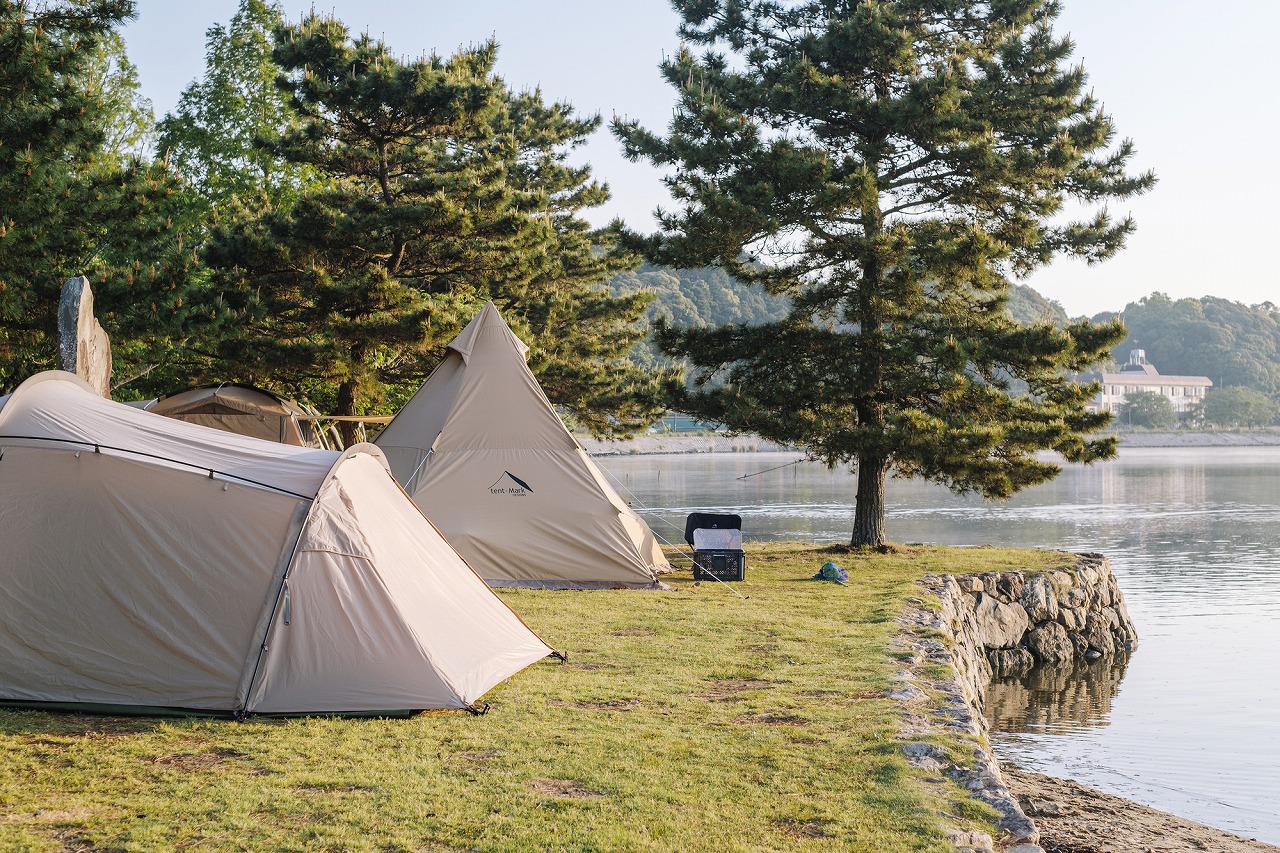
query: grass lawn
[{"left": 0, "top": 543, "right": 1072, "bottom": 852}]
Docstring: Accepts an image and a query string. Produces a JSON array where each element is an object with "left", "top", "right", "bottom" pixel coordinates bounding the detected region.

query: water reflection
[{"left": 986, "top": 653, "right": 1133, "bottom": 736}]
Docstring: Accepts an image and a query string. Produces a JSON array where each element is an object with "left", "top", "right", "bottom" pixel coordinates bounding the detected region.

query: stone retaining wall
[{"left": 893, "top": 553, "right": 1137, "bottom": 853}]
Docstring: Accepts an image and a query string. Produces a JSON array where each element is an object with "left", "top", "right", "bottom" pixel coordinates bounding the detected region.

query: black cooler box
[{"left": 684, "top": 512, "right": 745, "bottom": 582}]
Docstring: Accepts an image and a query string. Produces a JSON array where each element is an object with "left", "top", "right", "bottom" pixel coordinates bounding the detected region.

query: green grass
[{"left": 0, "top": 544, "right": 1072, "bottom": 852}]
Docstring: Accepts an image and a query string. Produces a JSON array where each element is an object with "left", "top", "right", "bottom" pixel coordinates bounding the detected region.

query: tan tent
[
  {"left": 0, "top": 371, "right": 553, "bottom": 716},
  {"left": 374, "top": 303, "right": 670, "bottom": 589},
  {"left": 141, "top": 383, "right": 339, "bottom": 449}
]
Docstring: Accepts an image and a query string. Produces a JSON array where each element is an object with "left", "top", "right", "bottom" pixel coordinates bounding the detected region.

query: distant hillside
[
  {"left": 1007, "top": 283, "right": 1069, "bottom": 326},
  {"left": 608, "top": 265, "right": 790, "bottom": 329},
  {"left": 1112, "top": 293, "right": 1280, "bottom": 394},
  {"left": 608, "top": 271, "right": 1280, "bottom": 398},
  {"left": 606, "top": 265, "right": 789, "bottom": 370},
  {"left": 608, "top": 269, "right": 1066, "bottom": 365}
]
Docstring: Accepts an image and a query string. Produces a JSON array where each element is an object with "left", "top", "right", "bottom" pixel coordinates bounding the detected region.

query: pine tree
[
  {"left": 0, "top": 0, "right": 204, "bottom": 393},
  {"left": 203, "top": 13, "right": 669, "bottom": 441},
  {"left": 615, "top": 0, "right": 1153, "bottom": 547}
]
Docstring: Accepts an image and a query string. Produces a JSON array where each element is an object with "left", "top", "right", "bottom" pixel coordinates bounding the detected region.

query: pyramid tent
[
  {"left": 0, "top": 371, "right": 553, "bottom": 716},
  {"left": 140, "top": 383, "right": 338, "bottom": 449},
  {"left": 374, "top": 303, "right": 670, "bottom": 589}
]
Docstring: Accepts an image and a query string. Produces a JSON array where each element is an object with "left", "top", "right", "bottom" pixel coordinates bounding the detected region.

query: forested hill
[
  {"left": 610, "top": 268, "right": 1068, "bottom": 331},
  {"left": 607, "top": 269, "right": 1068, "bottom": 368},
  {"left": 605, "top": 265, "right": 789, "bottom": 370},
  {"left": 1106, "top": 293, "right": 1280, "bottom": 395},
  {"left": 608, "top": 270, "right": 1280, "bottom": 398},
  {"left": 608, "top": 265, "right": 791, "bottom": 330}
]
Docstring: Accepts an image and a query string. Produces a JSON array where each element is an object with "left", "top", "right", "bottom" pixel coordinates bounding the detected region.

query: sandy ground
[{"left": 1002, "top": 768, "right": 1280, "bottom": 853}]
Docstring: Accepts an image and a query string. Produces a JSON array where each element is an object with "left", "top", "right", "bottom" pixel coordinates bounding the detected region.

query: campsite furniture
[
  {"left": 140, "top": 383, "right": 340, "bottom": 449},
  {"left": 0, "top": 371, "right": 553, "bottom": 716},
  {"left": 374, "top": 302, "right": 670, "bottom": 589},
  {"left": 684, "top": 512, "right": 745, "bottom": 582}
]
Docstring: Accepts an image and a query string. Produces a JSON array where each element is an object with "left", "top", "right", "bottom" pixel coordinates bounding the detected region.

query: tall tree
[
  {"left": 615, "top": 0, "right": 1153, "bottom": 547},
  {"left": 156, "top": 0, "right": 316, "bottom": 218},
  {"left": 202, "top": 13, "right": 668, "bottom": 441},
  {"left": 0, "top": 0, "right": 202, "bottom": 392},
  {"left": 84, "top": 30, "right": 156, "bottom": 162},
  {"left": 1118, "top": 390, "right": 1176, "bottom": 429},
  {"left": 1200, "top": 387, "right": 1278, "bottom": 429}
]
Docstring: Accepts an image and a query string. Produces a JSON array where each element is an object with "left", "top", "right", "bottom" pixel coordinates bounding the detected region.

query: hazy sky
[{"left": 121, "top": 1, "right": 1279, "bottom": 318}]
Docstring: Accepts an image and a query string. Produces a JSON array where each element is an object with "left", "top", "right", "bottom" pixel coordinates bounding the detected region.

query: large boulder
[
  {"left": 57, "top": 276, "right": 111, "bottom": 397},
  {"left": 972, "top": 593, "right": 1031, "bottom": 649},
  {"left": 1058, "top": 606, "right": 1086, "bottom": 632},
  {"left": 1026, "top": 621, "right": 1074, "bottom": 665},
  {"left": 1082, "top": 611, "right": 1117, "bottom": 656},
  {"left": 1020, "top": 575, "right": 1059, "bottom": 623}
]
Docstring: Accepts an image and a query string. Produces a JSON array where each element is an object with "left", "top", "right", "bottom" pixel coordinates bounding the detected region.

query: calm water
[{"left": 595, "top": 448, "right": 1280, "bottom": 844}]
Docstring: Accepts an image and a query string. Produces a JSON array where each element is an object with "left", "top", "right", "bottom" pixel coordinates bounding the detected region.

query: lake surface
[{"left": 594, "top": 448, "right": 1280, "bottom": 844}]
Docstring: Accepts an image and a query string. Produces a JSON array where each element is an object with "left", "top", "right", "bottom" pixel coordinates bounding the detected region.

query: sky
[{"left": 120, "top": 0, "right": 1280, "bottom": 319}]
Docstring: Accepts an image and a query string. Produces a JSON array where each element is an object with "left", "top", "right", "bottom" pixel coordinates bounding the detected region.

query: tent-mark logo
[{"left": 489, "top": 471, "right": 534, "bottom": 496}]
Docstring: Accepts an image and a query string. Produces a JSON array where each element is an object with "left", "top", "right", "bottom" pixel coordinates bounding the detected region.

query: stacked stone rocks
[
  {"left": 894, "top": 553, "right": 1140, "bottom": 853},
  {"left": 953, "top": 554, "right": 1138, "bottom": 677}
]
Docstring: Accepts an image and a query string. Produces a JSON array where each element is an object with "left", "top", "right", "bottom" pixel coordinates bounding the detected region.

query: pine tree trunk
[
  {"left": 850, "top": 452, "right": 888, "bottom": 548},
  {"left": 337, "top": 378, "right": 360, "bottom": 448}
]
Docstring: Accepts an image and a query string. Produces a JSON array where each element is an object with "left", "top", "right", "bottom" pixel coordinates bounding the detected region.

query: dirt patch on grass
[
  {"left": 46, "top": 829, "right": 115, "bottom": 852},
  {"left": 697, "top": 678, "right": 774, "bottom": 702},
  {"left": 736, "top": 712, "right": 808, "bottom": 726},
  {"left": 1, "top": 808, "right": 96, "bottom": 824},
  {"left": 153, "top": 748, "right": 243, "bottom": 772},
  {"left": 563, "top": 699, "right": 642, "bottom": 711},
  {"left": 608, "top": 628, "right": 656, "bottom": 637},
  {"left": 819, "top": 542, "right": 921, "bottom": 556},
  {"left": 458, "top": 749, "right": 502, "bottom": 764},
  {"left": 564, "top": 662, "right": 611, "bottom": 671},
  {"left": 774, "top": 817, "right": 830, "bottom": 839},
  {"left": 529, "top": 778, "right": 602, "bottom": 799}
]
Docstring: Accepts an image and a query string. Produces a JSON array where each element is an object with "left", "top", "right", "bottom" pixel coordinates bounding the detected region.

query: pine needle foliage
[
  {"left": 0, "top": 0, "right": 205, "bottom": 392},
  {"left": 613, "top": 0, "right": 1154, "bottom": 546},
  {"left": 200, "top": 13, "right": 671, "bottom": 440}
]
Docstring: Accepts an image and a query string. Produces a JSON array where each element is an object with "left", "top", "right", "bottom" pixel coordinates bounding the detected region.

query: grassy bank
[{"left": 0, "top": 544, "right": 1072, "bottom": 852}]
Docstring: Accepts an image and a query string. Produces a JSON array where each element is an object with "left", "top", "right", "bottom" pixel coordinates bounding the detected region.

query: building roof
[{"left": 1099, "top": 372, "right": 1212, "bottom": 387}]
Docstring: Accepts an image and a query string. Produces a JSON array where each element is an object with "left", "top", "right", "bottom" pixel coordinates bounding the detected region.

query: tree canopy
[
  {"left": 615, "top": 0, "right": 1152, "bottom": 546},
  {"left": 156, "top": 0, "right": 318, "bottom": 220},
  {"left": 1200, "top": 386, "right": 1277, "bottom": 429},
  {"left": 200, "top": 12, "right": 668, "bottom": 441},
  {"left": 0, "top": 0, "right": 202, "bottom": 393},
  {"left": 1118, "top": 390, "right": 1176, "bottom": 429}
]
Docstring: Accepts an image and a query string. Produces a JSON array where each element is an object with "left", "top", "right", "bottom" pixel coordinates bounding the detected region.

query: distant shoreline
[
  {"left": 580, "top": 429, "right": 1280, "bottom": 456},
  {"left": 1112, "top": 428, "right": 1280, "bottom": 447}
]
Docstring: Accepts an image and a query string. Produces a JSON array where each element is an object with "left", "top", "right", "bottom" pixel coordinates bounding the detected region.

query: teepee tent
[
  {"left": 0, "top": 371, "right": 553, "bottom": 716},
  {"left": 374, "top": 303, "right": 670, "bottom": 589},
  {"left": 140, "top": 383, "right": 339, "bottom": 449}
]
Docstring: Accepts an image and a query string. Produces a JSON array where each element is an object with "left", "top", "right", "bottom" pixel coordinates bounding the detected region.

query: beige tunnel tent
[
  {"left": 374, "top": 303, "right": 670, "bottom": 589},
  {"left": 139, "top": 383, "right": 339, "bottom": 449},
  {"left": 0, "top": 372, "right": 553, "bottom": 715}
]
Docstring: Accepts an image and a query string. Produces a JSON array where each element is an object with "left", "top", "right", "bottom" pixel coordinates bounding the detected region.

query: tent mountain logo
[{"left": 489, "top": 471, "right": 534, "bottom": 496}]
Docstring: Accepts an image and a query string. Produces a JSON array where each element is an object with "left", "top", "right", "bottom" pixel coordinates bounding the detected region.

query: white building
[{"left": 1087, "top": 350, "right": 1212, "bottom": 418}]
